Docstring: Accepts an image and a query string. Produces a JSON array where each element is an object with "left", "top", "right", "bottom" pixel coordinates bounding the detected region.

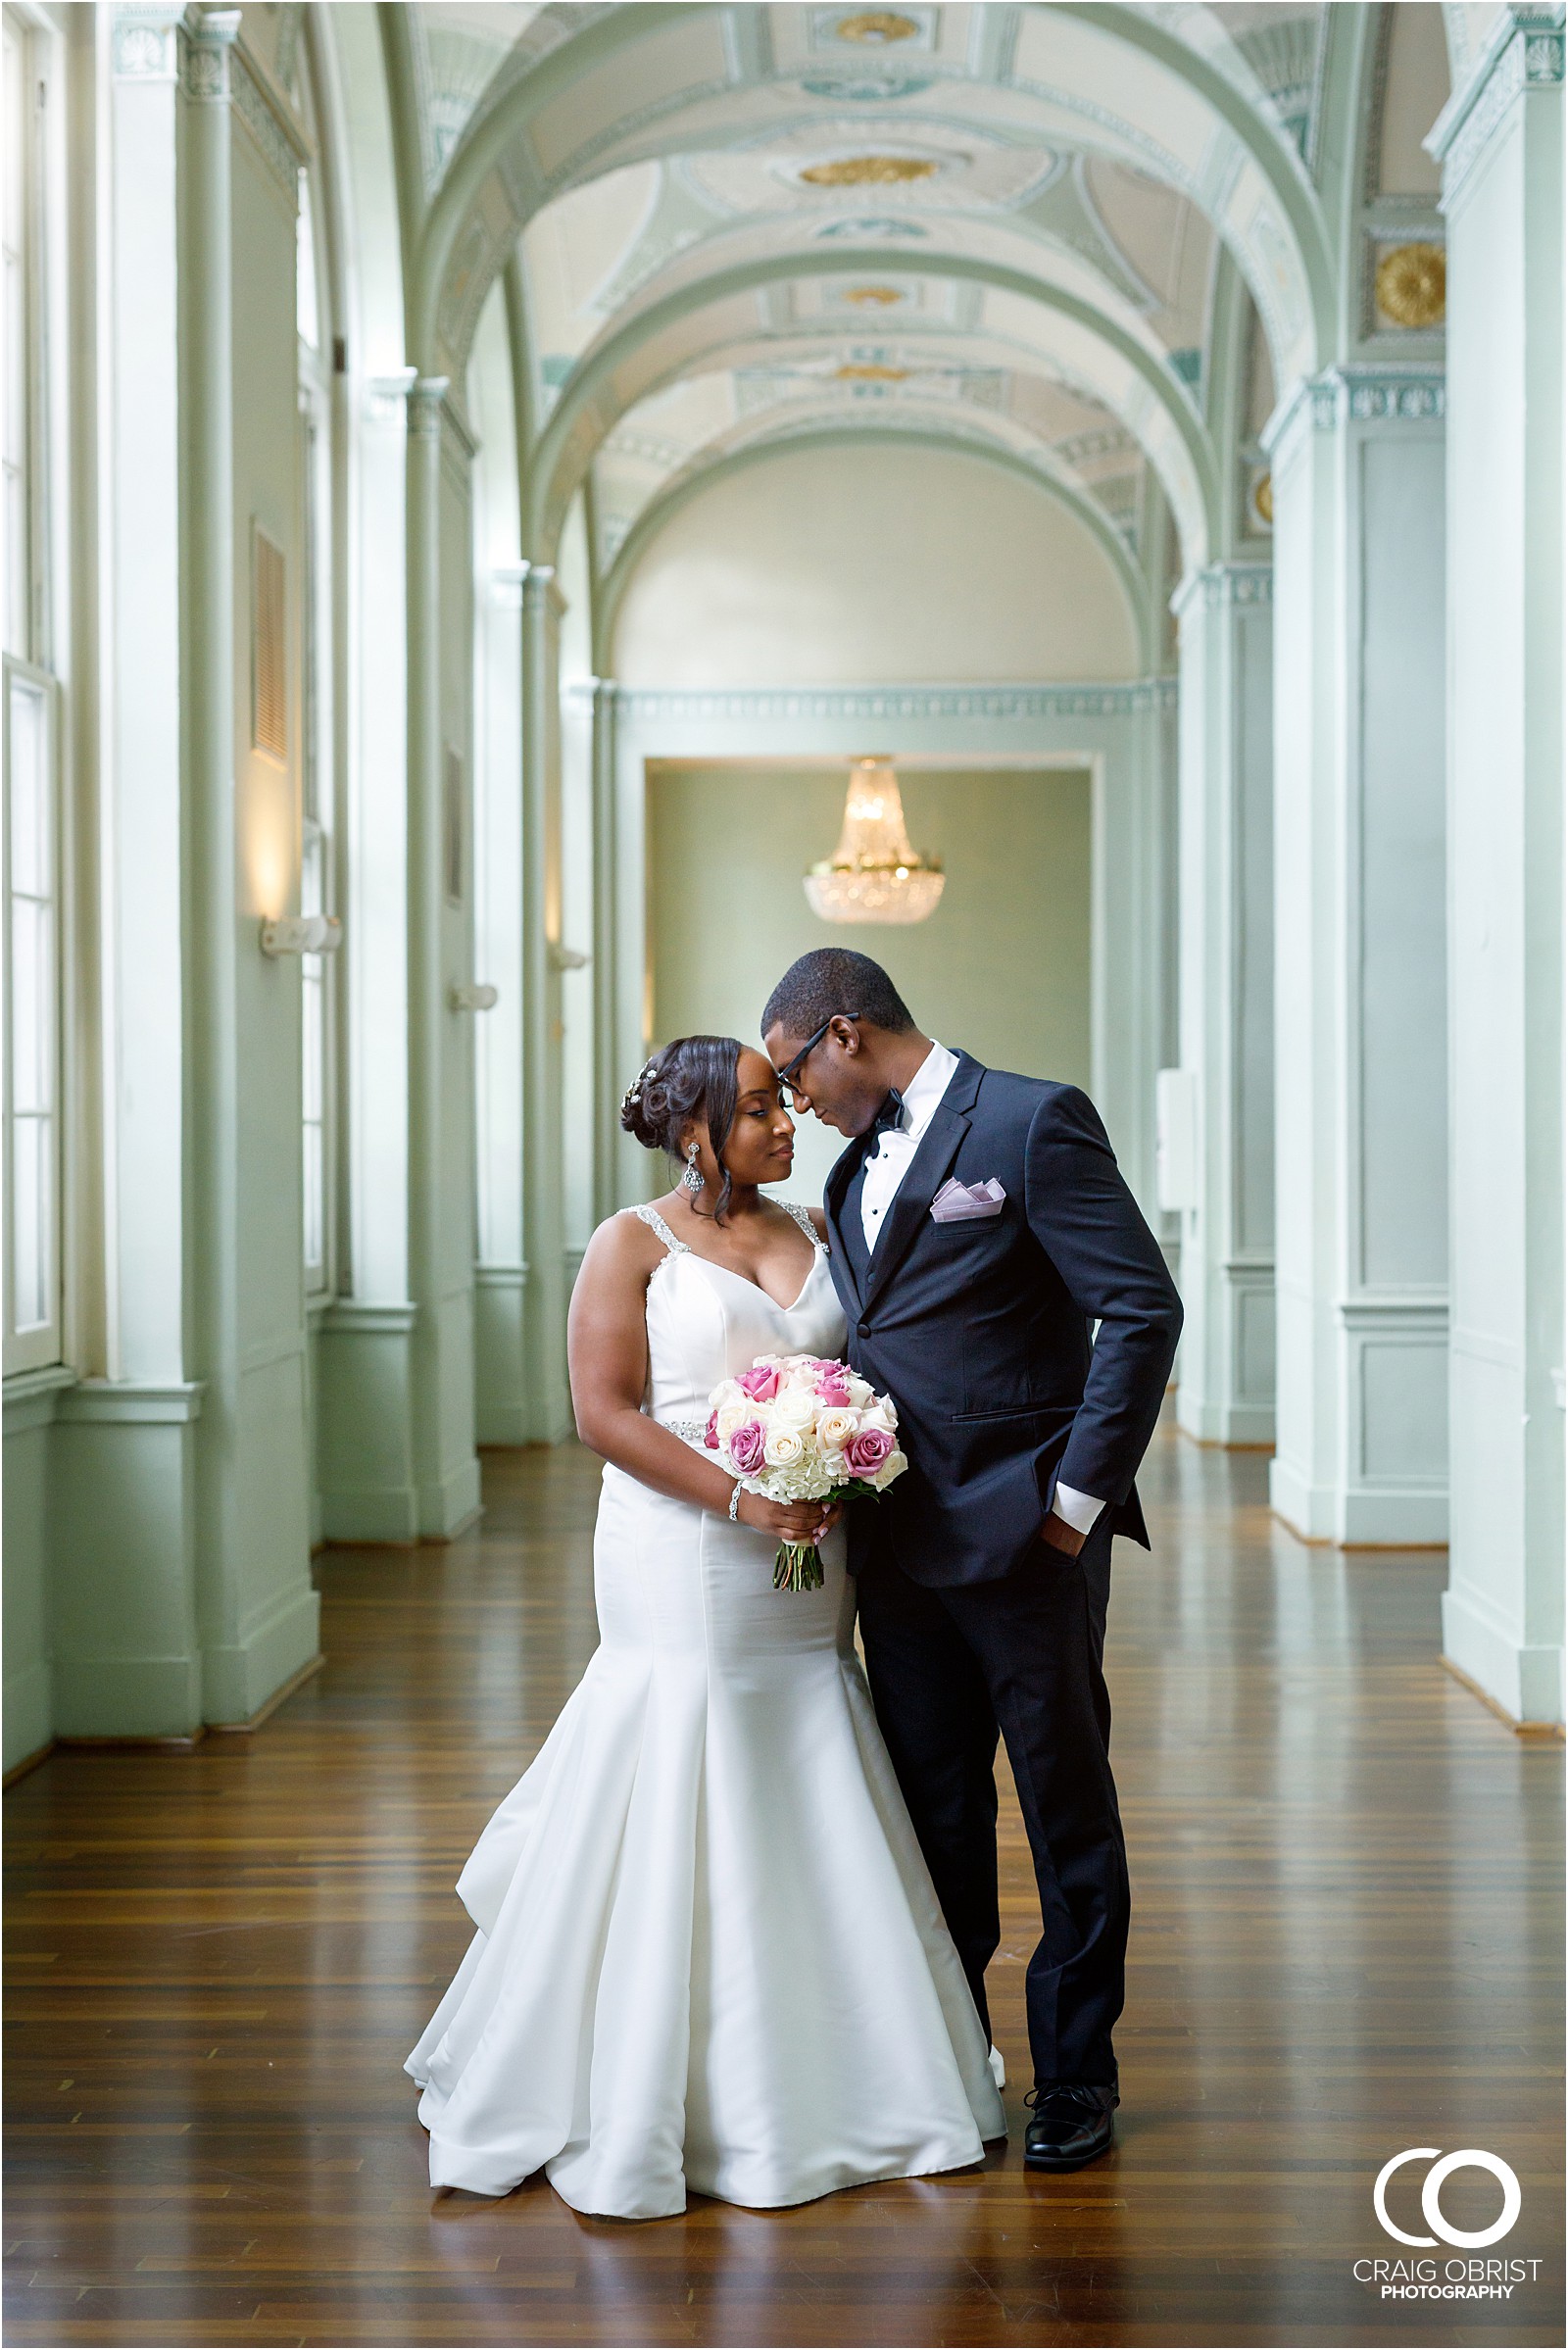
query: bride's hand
[{"left": 736, "top": 1492, "right": 843, "bottom": 1544}]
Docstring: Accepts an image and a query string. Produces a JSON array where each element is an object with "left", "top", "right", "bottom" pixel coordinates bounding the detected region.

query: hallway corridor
[{"left": 6, "top": 1429, "right": 1562, "bottom": 2349}]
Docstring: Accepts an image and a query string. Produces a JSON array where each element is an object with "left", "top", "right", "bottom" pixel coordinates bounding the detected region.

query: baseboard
[
  {"left": 2, "top": 1738, "right": 55, "bottom": 1787},
  {"left": 1442, "top": 1584, "right": 1565, "bottom": 1729},
  {"left": 1270, "top": 1457, "right": 1448, "bottom": 1546},
  {"left": 1440, "top": 1653, "right": 1566, "bottom": 1739},
  {"left": 475, "top": 1404, "right": 529, "bottom": 1446},
  {"left": 1176, "top": 1394, "right": 1276, "bottom": 1446},
  {"left": 202, "top": 1579, "right": 322, "bottom": 1726},
  {"left": 418, "top": 1455, "right": 484, "bottom": 1540},
  {"left": 318, "top": 1485, "right": 420, "bottom": 1544},
  {"left": 207, "top": 1650, "right": 325, "bottom": 1736},
  {"left": 51, "top": 1651, "right": 204, "bottom": 1741},
  {"left": 1339, "top": 1489, "right": 1448, "bottom": 1546},
  {"left": 3, "top": 1658, "right": 53, "bottom": 1776},
  {"left": 1268, "top": 1456, "right": 1335, "bottom": 1542}
]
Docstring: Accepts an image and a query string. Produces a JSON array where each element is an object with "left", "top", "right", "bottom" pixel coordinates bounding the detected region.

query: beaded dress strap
[
  {"left": 626, "top": 1201, "right": 689, "bottom": 1257},
  {"left": 781, "top": 1199, "right": 828, "bottom": 1253}
]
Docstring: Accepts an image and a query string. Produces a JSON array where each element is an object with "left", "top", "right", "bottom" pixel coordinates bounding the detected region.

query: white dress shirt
[{"left": 858, "top": 1042, "right": 1104, "bottom": 1537}]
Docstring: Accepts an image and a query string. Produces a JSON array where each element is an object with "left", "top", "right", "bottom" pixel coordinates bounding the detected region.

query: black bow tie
[{"left": 868, "top": 1088, "right": 906, "bottom": 1142}]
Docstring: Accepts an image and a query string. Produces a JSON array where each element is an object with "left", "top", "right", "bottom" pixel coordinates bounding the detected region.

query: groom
[{"left": 762, "top": 949, "right": 1182, "bottom": 2173}]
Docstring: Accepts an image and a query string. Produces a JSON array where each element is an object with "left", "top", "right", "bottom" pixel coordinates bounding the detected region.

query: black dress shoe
[{"left": 1022, "top": 2081, "right": 1119, "bottom": 2172}]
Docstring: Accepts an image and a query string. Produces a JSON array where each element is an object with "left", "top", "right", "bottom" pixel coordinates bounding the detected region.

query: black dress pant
[{"left": 855, "top": 1512, "right": 1128, "bottom": 2090}]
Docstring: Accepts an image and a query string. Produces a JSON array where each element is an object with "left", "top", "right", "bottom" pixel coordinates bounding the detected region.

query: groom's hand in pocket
[{"left": 1039, "top": 1510, "right": 1088, "bottom": 1558}]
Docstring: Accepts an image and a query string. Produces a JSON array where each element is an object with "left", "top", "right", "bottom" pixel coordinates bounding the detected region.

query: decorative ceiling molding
[
  {"left": 409, "top": 2, "right": 1334, "bottom": 389},
  {"left": 526, "top": 242, "right": 1221, "bottom": 565}
]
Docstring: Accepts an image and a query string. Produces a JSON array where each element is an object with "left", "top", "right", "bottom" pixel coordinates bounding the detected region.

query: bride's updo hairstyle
[{"left": 620, "top": 1035, "right": 745, "bottom": 1223}]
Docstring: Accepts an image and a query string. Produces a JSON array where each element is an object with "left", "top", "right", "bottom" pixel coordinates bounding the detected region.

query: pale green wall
[
  {"left": 2, "top": 1406, "right": 53, "bottom": 1768},
  {"left": 648, "top": 763, "right": 1091, "bottom": 1202}
]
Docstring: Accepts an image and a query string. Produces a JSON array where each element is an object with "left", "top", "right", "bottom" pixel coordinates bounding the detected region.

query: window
[
  {"left": 4, "top": 7, "right": 36, "bottom": 664},
  {"left": 4, "top": 666, "right": 57, "bottom": 1363},
  {"left": 3, "top": 3, "right": 60, "bottom": 1372}
]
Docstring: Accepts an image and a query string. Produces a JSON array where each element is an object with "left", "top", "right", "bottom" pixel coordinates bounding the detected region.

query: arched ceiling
[{"left": 387, "top": 2, "right": 1346, "bottom": 603}]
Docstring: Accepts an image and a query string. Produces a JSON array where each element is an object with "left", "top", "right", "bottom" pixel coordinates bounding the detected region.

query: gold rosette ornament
[{"left": 1376, "top": 242, "right": 1446, "bottom": 329}]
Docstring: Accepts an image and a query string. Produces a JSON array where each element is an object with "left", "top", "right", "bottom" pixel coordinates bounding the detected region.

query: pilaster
[
  {"left": 1430, "top": 6, "right": 1564, "bottom": 1720},
  {"left": 520, "top": 567, "right": 571, "bottom": 1443},
  {"left": 405, "top": 378, "right": 481, "bottom": 1532},
  {"left": 316, "top": 368, "right": 419, "bottom": 1539},
  {"left": 589, "top": 679, "right": 622, "bottom": 1227},
  {"left": 1263, "top": 365, "right": 1448, "bottom": 1544},
  {"left": 1172, "top": 562, "right": 1275, "bottom": 1446}
]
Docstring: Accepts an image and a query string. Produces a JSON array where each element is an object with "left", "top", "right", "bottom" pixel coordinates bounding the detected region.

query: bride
[{"left": 407, "top": 1034, "right": 1004, "bottom": 2218}]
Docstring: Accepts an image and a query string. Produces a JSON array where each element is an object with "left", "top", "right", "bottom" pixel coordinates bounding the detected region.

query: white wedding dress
[{"left": 406, "top": 1200, "right": 1004, "bottom": 2218}]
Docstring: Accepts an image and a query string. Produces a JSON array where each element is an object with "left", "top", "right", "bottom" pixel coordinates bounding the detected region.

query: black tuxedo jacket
[{"left": 823, "top": 1053, "right": 1183, "bottom": 1588}]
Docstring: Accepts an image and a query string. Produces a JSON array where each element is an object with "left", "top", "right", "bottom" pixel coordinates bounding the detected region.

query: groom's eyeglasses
[{"left": 776, "top": 1012, "right": 859, "bottom": 1105}]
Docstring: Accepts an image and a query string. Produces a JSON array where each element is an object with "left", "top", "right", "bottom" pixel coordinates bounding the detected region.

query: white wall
[{"left": 612, "top": 444, "right": 1140, "bottom": 688}]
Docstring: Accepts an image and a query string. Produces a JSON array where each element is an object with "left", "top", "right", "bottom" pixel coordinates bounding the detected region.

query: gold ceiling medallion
[
  {"left": 835, "top": 11, "right": 920, "bottom": 41},
  {"left": 801, "top": 155, "right": 939, "bottom": 186},
  {"left": 844, "top": 285, "right": 904, "bottom": 306},
  {"left": 836, "top": 363, "right": 909, "bottom": 380},
  {"left": 1375, "top": 242, "right": 1446, "bottom": 329},
  {"left": 806, "top": 758, "right": 945, "bottom": 925},
  {"left": 1252, "top": 471, "right": 1273, "bottom": 527}
]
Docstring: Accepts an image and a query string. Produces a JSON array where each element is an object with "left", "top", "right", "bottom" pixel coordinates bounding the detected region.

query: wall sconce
[
  {"left": 449, "top": 982, "right": 499, "bottom": 1011},
  {"left": 548, "top": 943, "right": 591, "bottom": 971},
  {"left": 261, "top": 913, "right": 342, "bottom": 956}
]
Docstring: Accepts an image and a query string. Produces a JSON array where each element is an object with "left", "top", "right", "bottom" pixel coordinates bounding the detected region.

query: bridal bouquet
[{"left": 706, "top": 1353, "right": 907, "bottom": 1591}]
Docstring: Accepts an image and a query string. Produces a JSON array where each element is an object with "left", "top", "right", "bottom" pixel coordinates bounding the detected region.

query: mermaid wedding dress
[{"left": 407, "top": 1201, "right": 1004, "bottom": 2219}]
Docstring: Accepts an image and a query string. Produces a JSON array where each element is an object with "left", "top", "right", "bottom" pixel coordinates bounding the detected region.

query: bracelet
[{"left": 729, "top": 1480, "right": 742, "bottom": 1522}]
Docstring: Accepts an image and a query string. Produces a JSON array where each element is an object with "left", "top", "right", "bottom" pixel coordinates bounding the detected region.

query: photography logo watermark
[{"left": 1352, "top": 2147, "right": 1545, "bottom": 2302}]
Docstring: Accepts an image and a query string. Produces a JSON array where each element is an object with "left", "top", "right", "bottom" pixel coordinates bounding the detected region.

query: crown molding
[
  {"left": 606, "top": 680, "right": 1177, "bottom": 724},
  {"left": 1428, "top": 5, "right": 1565, "bottom": 212},
  {"left": 1262, "top": 364, "right": 1446, "bottom": 464},
  {"left": 1170, "top": 563, "right": 1274, "bottom": 618}
]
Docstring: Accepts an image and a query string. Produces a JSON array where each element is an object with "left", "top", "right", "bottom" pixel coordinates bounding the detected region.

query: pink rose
[
  {"left": 704, "top": 1411, "right": 720, "bottom": 1450},
  {"left": 814, "top": 1370, "right": 852, "bottom": 1405},
  {"left": 737, "top": 1364, "right": 780, "bottom": 1402},
  {"left": 728, "top": 1419, "right": 767, "bottom": 1476},
  {"left": 845, "top": 1425, "right": 895, "bottom": 1477}
]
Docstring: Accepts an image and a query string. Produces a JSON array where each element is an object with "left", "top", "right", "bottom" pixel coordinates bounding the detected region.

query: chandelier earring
[{"left": 681, "top": 1143, "right": 705, "bottom": 1196}]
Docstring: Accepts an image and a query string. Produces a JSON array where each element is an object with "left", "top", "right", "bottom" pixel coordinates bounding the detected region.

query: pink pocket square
[{"left": 931, "top": 1176, "right": 1006, "bottom": 1223}]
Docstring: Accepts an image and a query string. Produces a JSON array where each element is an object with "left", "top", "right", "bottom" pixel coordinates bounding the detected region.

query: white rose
[
  {"left": 859, "top": 1401, "right": 897, "bottom": 1435},
  {"left": 871, "top": 1446, "right": 908, "bottom": 1491},
  {"left": 763, "top": 1424, "right": 807, "bottom": 1468},
  {"left": 715, "top": 1399, "right": 750, "bottom": 1441},
  {"left": 845, "top": 1376, "right": 873, "bottom": 1407},
  {"left": 771, "top": 1385, "right": 816, "bottom": 1430},
  {"left": 816, "top": 1406, "right": 858, "bottom": 1453}
]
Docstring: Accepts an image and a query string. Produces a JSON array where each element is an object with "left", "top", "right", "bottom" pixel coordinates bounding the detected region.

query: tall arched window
[{"left": 3, "top": 3, "right": 62, "bottom": 1373}]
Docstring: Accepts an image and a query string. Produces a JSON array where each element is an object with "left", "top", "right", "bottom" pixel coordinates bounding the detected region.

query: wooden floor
[{"left": 6, "top": 1428, "right": 1563, "bottom": 2348}]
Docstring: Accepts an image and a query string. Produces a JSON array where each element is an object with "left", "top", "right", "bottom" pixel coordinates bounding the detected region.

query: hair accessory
[
  {"left": 681, "top": 1143, "right": 705, "bottom": 1195},
  {"left": 620, "top": 1055, "right": 659, "bottom": 1115}
]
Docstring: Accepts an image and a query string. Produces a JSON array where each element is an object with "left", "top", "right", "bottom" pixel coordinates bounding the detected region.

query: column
[
  {"left": 1264, "top": 366, "right": 1448, "bottom": 1544},
  {"left": 317, "top": 368, "right": 418, "bottom": 1540},
  {"left": 1430, "top": 6, "right": 1564, "bottom": 1722},
  {"left": 519, "top": 566, "right": 571, "bottom": 1441},
  {"left": 1172, "top": 563, "right": 1275, "bottom": 1445},
  {"left": 405, "top": 378, "right": 481, "bottom": 1531},
  {"left": 52, "top": 4, "right": 204, "bottom": 1738},
  {"left": 473, "top": 564, "right": 528, "bottom": 1445},
  {"left": 589, "top": 678, "right": 622, "bottom": 1226}
]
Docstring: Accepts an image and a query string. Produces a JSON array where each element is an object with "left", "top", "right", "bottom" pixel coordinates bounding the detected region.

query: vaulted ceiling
[{"left": 327, "top": 2, "right": 1456, "bottom": 596}]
